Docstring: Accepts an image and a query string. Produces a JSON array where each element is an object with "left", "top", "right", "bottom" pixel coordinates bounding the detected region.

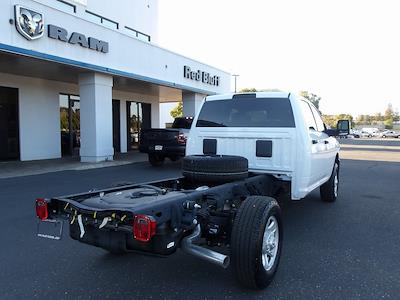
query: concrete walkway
[{"left": 0, "top": 151, "right": 148, "bottom": 179}]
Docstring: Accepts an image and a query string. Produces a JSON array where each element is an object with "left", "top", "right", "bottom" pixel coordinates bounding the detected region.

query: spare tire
[{"left": 182, "top": 155, "right": 248, "bottom": 183}]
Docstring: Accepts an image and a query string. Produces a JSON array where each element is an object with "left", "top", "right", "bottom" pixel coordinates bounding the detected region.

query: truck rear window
[
  {"left": 196, "top": 98, "right": 295, "bottom": 128},
  {"left": 172, "top": 117, "right": 193, "bottom": 129}
]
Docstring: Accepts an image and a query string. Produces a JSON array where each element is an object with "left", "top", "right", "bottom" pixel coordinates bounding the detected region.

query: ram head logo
[{"left": 15, "top": 5, "right": 44, "bottom": 40}]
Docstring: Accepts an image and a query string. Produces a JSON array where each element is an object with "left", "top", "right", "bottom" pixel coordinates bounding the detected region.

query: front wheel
[
  {"left": 320, "top": 162, "right": 339, "bottom": 202},
  {"left": 148, "top": 153, "right": 165, "bottom": 167},
  {"left": 231, "top": 196, "right": 283, "bottom": 289}
]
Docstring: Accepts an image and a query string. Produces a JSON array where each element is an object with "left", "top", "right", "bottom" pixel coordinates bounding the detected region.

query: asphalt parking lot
[{"left": 1, "top": 139, "right": 399, "bottom": 299}]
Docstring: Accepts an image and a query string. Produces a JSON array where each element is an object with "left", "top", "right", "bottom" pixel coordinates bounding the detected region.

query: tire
[
  {"left": 148, "top": 153, "right": 165, "bottom": 167},
  {"left": 382, "top": 135, "right": 386, "bottom": 138},
  {"left": 182, "top": 155, "right": 248, "bottom": 183},
  {"left": 320, "top": 162, "right": 339, "bottom": 202},
  {"left": 231, "top": 196, "right": 282, "bottom": 289}
]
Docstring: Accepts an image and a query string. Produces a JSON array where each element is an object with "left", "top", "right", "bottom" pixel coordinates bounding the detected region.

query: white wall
[
  {"left": 84, "top": 0, "right": 159, "bottom": 43},
  {"left": 0, "top": 71, "right": 172, "bottom": 160},
  {"left": 1, "top": 0, "right": 230, "bottom": 95},
  {"left": 79, "top": 73, "right": 114, "bottom": 162},
  {"left": 0, "top": 72, "right": 78, "bottom": 161},
  {"left": 183, "top": 92, "right": 206, "bottom": 117}
]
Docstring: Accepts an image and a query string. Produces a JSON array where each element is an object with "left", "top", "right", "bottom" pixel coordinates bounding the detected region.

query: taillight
[
  {"left": 177, "top": 133, "right": 187, "bottom": 145},
  {"left": 133, "top": 215, "right": 157, "bottom": 242},
  {"left": 35, "top": 198, "right": 48, "bottom": 220}
]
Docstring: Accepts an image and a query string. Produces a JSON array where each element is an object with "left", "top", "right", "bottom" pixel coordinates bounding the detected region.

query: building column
[
  {"left": 182, "top": 92, "right": 206, "bottom": 117},
  {"left": 79, "top": 73, "right": 114, "bottom": 162},
  {"left": 151, "top": 100, "right": 160, "bottom": 128}
]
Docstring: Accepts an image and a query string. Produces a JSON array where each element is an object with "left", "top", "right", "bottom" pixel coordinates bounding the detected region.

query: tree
[
  {"left": 322, "top": 115, "right": 337, "bottom": 128},
  {"left": 374, "top": 112, "right": 384, "bottom": 122},
  {"left": 240, "top": 88, "right": 258, "bottom": 92},
  {"left": 384, "top": 118, "right": 394, "bottom": 129},
  {"left": 322, "top": 114, "right": 354, "bottom": 128},
  {"left": 394, "top": 110, "right": 400, "bottom": 122},
  {"left": 384, "top": 103, "right": 394, "bottom": 120},
  {"left": 337, "top": 114, "right": 354, "bottom": 128},
  {"left": 170, "top": 102, "right": 183, "bottom": 118},
  {"left": 300, "top": 91, "right": 321, "bottom": 110}
]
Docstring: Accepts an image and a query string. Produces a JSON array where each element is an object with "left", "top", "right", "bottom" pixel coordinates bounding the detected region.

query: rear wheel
[
  {"left": 231, "top": 196, "right": 282, "bottom": 289},
  {"left": 320, "top": 162, "right": 339, "bottom": 202},
  {"left": 148, "top": 153, "right": 165, "bottom": 167}
]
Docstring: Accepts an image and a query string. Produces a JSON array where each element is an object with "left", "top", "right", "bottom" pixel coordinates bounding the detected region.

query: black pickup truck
[{"left": 139, "top": 117, "right": 193, "bottom": 166}]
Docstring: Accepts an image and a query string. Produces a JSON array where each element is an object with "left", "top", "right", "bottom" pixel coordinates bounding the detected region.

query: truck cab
[{"left": 186, "top": 92, "right": 346, "bottom": 200}]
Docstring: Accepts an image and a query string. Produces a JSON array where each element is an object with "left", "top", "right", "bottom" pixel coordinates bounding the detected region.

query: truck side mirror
[{"left": 337, "top": 120, "right": 350, "bottom": 135}]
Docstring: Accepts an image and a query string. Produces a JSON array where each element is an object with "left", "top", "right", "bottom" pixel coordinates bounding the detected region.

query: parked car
[
  {"left": 351, "top": 129, "right": 361, "bottom": 138},
  {"left": 139, "top": 117, "right": 193, "bottom": 166},
  {"left": 361, "top": 127, "right": 379, "bottom": 137},
  {"left": 35, "top": 92, "right": 349, "bottom": 289},
  {"left": 378, "top": 130, "right": 400, "bottom": 138}
]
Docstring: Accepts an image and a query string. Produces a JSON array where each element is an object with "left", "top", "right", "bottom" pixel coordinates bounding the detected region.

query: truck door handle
[{"left": 312, "top": 140, "right": 329, "bottom": 145}]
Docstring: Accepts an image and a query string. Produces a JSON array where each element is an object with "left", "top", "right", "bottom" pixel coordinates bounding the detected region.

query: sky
[{"left": 158, "top": 0, "right": 400, "bottom": 117}]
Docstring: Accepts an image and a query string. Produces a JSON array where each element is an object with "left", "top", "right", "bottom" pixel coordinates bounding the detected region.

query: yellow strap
[
  {"left": 64, "top": 203, "right": 69, "bottom": 210},
  {"left": 93, "top": 211, "right": 97, "bottom": 219},
  {"left": 70, "top": 215, "right": 76, "bottom": 225},
  {"left": 121, "top": 215, "right": 127, "bottom": 222},
  {"left": 111, "top": 213, "right": 116, "bottom": 219}
]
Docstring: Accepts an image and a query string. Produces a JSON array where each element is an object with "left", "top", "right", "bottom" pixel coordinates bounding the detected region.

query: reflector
[
  {"left": 177, "top": 133, "right": 187, "bottom": 145},
  {"left": 36, "top": 198, "right": 48, "bottom": 220},
  {"left": 133, "top": 214, "right": 157, "bottom": 242}
]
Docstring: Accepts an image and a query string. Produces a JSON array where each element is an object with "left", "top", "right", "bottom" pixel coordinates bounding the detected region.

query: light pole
[{"left": 232, "top": 74, "right": 239, "bottom": 93}]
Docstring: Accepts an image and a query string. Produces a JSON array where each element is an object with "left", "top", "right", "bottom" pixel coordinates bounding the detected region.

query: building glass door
[
  {"left": 60, "top": 94, "right": 80, "bottom": 156},
  {"left": 112, "top": 100, "right": 121, "bottom": 153},
  {"left": 0, "top": 87, "right": 19, "bottom": 160},
  {"left": 127, "top": 101, "right": 151, "bottom": 150}
]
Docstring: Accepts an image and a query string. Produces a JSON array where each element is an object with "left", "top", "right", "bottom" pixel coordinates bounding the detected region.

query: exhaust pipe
[{"left": 181, "top": 224, "right": 230, "bottom": 269}]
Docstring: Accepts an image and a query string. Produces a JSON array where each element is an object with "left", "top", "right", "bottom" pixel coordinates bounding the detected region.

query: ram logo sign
[
  {"left": 48, "top": 25, "right": 109, "bottom": 53},
  {"left": 14, "top": 5, "right": 109, "bottom": 53},
  {"left": 15, "top": 5, "right": 44, "bottom": 40}
]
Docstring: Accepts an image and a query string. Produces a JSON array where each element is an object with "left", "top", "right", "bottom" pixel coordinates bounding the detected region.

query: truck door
[
  {"left": 300, "top": 101, "right": 336, "bottom": 186},
  {"left": 309, "top": 104, "right": 337, "bottom": 180}
]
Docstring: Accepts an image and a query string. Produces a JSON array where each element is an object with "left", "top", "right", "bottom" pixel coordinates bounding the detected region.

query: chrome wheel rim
[
  {"left": 262, "top": 216, "right": 279, "bottom": 271},
  {"left": 334, "top": 171, "right": 339, "bottom": 198}
]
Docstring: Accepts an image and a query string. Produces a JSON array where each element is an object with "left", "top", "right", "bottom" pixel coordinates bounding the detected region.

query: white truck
[
  {"left": 186, "top": 92, "right": 346, "bottom": 201},
  {"left": 35, "top": 92, "right": 349, "bottom": 290}
]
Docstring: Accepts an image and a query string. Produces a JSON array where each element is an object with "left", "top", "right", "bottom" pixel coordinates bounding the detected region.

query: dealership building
[{"left": 0, "top": 0, "right": 230, "bottom": 162}]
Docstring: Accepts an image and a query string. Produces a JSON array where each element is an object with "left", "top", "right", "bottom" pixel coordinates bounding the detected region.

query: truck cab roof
[{"left": 205, "top": 92, "right": 291, "bottom": 101}]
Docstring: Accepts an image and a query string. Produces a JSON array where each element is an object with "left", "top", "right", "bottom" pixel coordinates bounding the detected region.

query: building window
[
  {"left": 54, "top": 0, "right": 76, "bottom": 13},
  {"left": 85, "top": 11, "right": 119, "bottom": 29},
  {"left": 60, "top": 94, "right": 80, "bottom": 156},
  {"left": 125, "top": 26, "right": 151, "bottom": 42},
  {"left": 127, "top": 101, "right": 151, "bottom": 150}
]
